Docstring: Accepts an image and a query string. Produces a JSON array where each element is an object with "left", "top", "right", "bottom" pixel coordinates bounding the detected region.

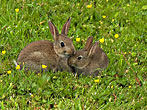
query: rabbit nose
[{"left": 68, "top": 49, "right": 75, "bottom": 56}]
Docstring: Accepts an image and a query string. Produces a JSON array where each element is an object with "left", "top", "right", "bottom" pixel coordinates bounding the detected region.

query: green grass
[{"left": 0, "top": 0, "right": 147, "bottom": 109}]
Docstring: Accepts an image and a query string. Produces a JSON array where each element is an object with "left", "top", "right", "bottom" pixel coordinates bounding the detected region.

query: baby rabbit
[
  {"left": 68, "top": 37, "right": 109, "bottom": 76},
  {"left": 17, "top": 18, "right": 75, "bottom": 73}
]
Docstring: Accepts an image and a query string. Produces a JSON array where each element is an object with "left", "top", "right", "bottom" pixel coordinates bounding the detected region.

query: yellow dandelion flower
[
  {"left": 112, "top": 19, "right": 115, "bottom": 22},
  {"left": 76, "top": 38, "right": 80, "bottom": 42},
  {"left": 124, "top": 52, "right": 127, "bottom": 54},
  {"left": 127, "top": 4, "right": 130, "bottom": 7},
  {"left": 16, "top": 65, "right": 20, "bottom": 70},
  {"left": 129, "top": 85, "right": 132, "bottom": 88},
  {"left": 77, "top": 3, "right": 80, "bottom": 6},
  {"left": 31, "top": 94, "right": 34, "bottom": 98},
  {"left": 114, "top": 34, "right": 119, "bottom": 38},
  {"left": 0, "top": 80, "right": 2, "bottom": 83},
  {"left": 94, "top": 79, "right": 100, "bottom": 83},
  {"left": 99, "top": 38, "right": 104, "bottom": 43},
  {"left": 83, "top": 24, "right": 87, "bottom": 28},
  {"left": 126, "top": 20, "right": 129, "bottom": 23},
  {"left": 7, "top": 70, "right": 11, "bottom": 74},
  {"left": 15, "top": 8, "right": 19, "bottom": 13},
  {"left": 42, "top": 65, "right": 47, "bottom": 69},
  {"left": 2, "top": 50, "right": 6, "bottom": 55},
  {"left": 29, "top": 93, "right": 34, "bottom": 98},
  {"left": 102, "top": 15, "right": 106, "bottom": 19},
  {"left": 38, "top": 73, "right": 41, "bottom": 76},
  {"left": 111, "top": 85, "right": 114, "bottom": 88},
  {"left": 99, "top": 21, "right": 103, "bottom": 25},
  {"left": 106, "top": 0, "right": 109, "bottom": 2},
  {"left": 87, "top": 4, "right": 92, "bottom": 8}
]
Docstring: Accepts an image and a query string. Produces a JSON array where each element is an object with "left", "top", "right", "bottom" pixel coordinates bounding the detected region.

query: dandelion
[
  {"left": 16, "top": 65, "right": 20, "bottom": 70},
  {"left": 102, "top": 15, "right": 106, "bottom": 19},
  {"left": 129, "top": 85, "right": 132, "bottom": 88},
  {"left": 106, "top": 0, "right": 109, "bottom": 2},
  {"left": 0, "top": 80, "right": 2, "bottom": 83},
  {"left": 2, "top": 50, "right": 6, "bottom": 55},
  {"left": 7, "top": 70, "right": 11, "bottom": 75},
  {"left": 112, "top": 19, "right": 115, "bottom": 22},
  {"left": 99, "top": 38, "right": 104, "bottom": 43},
  {"left": 127, "top": 4, "right": 130, "bottom": 7},
  {"left": 111, "top": 85, "right": 114, "bottom": 88},
  {"left": 31, "top": 94, "right": 34, "bottom": 98},
  {"left": 114, "top": 34, "right": 119, "bottom": 38},
  {"left": 124, "top": 52, "right": 127, "bottom": 54},
  {"left": 42, "top": 65, "right": 47, "bottom": 69},
  {"left": 38, "top": 73, "right": 41, "bottom": 76},
  {"left": 99, "top": 21, "right": 103, "bottom": 25},
  {"left": 29, "top": 93, "right": 34, "bottom": 98},
  {"left": 77, "top": 3, "right": 80, "bottom": 6},
  {"left": 94, "top": 79, "right": 100, "bottom": 83},
  {"left": 126, "top": 20, "right": 129, "bottom": 23},
  {"left": 76, "top": 38, "right": 80, "bottom": 42},
  {"left": 15, "top": 8, "right": 19, "bottom": 13},
  {"left": 83, "top": 24, "right": 87, "bottom": 28},
  {"left": 87, "top": 4, "right": 92, "bottom": 8}
]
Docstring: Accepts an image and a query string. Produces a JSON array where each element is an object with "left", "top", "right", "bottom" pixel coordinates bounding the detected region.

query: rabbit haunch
[{"left": 17, "top": 18, "right": 75, "bottom": 73}]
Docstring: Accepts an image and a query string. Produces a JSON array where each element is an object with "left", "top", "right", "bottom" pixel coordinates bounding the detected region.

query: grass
[{"left": 0, "top": 0, "right": 147, "bottom": 109}]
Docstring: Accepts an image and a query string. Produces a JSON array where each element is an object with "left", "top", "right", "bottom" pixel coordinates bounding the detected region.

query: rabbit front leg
[{"left": 58, "top": 58, "right": 74, "bottom": 73}]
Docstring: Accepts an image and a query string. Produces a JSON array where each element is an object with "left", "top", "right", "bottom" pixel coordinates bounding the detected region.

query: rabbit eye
[
  {"left": 60, "top": 41, "right": 65, "bottom": 47},
  {"left": 77, "top": 55, "right": 83, "bottom": 60}
]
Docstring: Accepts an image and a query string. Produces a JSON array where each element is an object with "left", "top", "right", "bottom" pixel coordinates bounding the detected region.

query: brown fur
[
  {"left": 17, "top": 18, "right": 75, "bottom": 73},
  {"left": 68, "top": 37, "right": 109, "bottom": 76}
]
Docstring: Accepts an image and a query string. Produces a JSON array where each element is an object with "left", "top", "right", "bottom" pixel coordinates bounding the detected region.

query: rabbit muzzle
[{"left": 64, "top": 48, "right": 75, "bottom": 57}]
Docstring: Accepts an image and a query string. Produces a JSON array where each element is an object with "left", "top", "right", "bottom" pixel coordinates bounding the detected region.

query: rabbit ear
[
  {"left": 61, "top": 17, "right": 71, "bottom": 35},
  {"left": 88, "top": 42, "right": 99, "bottom": 57},
  {"left": 84, "top": 36, "right": 93, "bottom": 51},
  {"left": 48, "top": 21, "right": 59, "bottom": 41}
]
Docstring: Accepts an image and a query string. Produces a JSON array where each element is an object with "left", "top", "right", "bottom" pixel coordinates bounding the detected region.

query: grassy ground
[{"left": 0, "top": 0, "right": 147, "bottom": 109}]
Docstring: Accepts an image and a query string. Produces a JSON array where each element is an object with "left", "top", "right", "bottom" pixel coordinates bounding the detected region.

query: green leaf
[{"left": 142, "top": 5, "right": 147, "bottom": 10}]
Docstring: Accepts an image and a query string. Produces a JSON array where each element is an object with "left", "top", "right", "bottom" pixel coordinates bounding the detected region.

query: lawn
[{"left": 0, "top": 0, "right": 147, "bottom": 109}]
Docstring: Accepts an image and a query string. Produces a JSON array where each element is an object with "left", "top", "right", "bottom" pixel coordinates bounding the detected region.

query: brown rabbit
[
  {"left": 17, "top": 18, "right": 76, "bottom": 73},
  {"left": 68, "top": 37, "right": 109, "bottom": 76}
]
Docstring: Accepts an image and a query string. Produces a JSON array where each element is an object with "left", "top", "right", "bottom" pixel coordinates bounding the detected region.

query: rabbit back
[{"left": 17, "top": 40, "right": 58, "bottom": 72}]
